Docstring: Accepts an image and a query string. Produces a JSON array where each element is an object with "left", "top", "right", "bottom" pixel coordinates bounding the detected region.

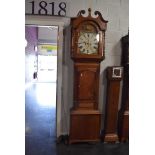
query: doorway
[
  {"left": 25, "top": 25, "right": 58, "bottom": 153},
  {"left": 25, "top": 15, "right": 70, "bottom": 138}
]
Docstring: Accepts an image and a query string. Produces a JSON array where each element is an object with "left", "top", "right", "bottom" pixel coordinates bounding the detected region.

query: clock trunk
[{"left": 73, "top": 63, "right": 99, "bottom": 110}]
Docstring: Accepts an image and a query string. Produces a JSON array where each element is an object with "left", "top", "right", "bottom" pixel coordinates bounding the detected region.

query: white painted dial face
[{"left": 78, "top": 32, "right": 99, "bottom": 54}]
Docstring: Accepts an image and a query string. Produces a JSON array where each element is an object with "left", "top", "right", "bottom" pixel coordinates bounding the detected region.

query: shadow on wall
[
  {"left": 61, "top": 25, "right": 73, "bottom": 135},
  {"left": 110, "top": 41, "right": 122, "bottom": 64},
  {"left": 101, "top": 68, "right": 108, "bottom": 130},
  {"left": 111, "top": 39, "right": 123, "bottom": 109}
]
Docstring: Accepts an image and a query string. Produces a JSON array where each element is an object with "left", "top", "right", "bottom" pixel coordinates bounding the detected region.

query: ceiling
[{"left": 38, "top": 26, "right": 58, "bottom": 45}]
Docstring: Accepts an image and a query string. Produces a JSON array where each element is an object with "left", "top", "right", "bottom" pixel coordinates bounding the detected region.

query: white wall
[{"left": 25, "top": 0, "right": 129, "bottom": 136}]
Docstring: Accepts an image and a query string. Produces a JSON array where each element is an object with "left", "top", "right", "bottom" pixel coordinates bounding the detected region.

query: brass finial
[{"left": 88, "top": 8, "right": 91, "bottom": 16}]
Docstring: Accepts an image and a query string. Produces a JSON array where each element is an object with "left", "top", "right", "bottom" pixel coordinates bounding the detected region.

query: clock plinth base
[
  {"left": 104, "top": 133, "right": 119, "bottom": 143},
  {"left": 69, "top": 109, "right": 101, "bottom": 144}
]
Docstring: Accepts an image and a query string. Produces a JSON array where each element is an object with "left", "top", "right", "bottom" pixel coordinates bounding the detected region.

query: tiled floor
[
  {"left": 25, "top": 82, "right": 129, "bottom": 155},
  {"left": 25, "top": 82, "right": 57, "bottom": 155}
]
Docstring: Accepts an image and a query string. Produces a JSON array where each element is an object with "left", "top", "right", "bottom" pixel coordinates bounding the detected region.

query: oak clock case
[{"left": 69, "top": 8, "right": 108, "bottom": 144}]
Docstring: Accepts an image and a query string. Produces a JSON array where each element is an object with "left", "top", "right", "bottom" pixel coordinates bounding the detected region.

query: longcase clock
[
  {"left": 69, "top": 8, "right": 108, "bottom": 144},
  {"left": 104, "top": 66, "right": 123, "bottom": 142}
]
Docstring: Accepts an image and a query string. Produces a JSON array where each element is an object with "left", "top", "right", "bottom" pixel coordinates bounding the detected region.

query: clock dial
[{"left": 78, "top": 32, "right": 99, "bottom": 54}]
